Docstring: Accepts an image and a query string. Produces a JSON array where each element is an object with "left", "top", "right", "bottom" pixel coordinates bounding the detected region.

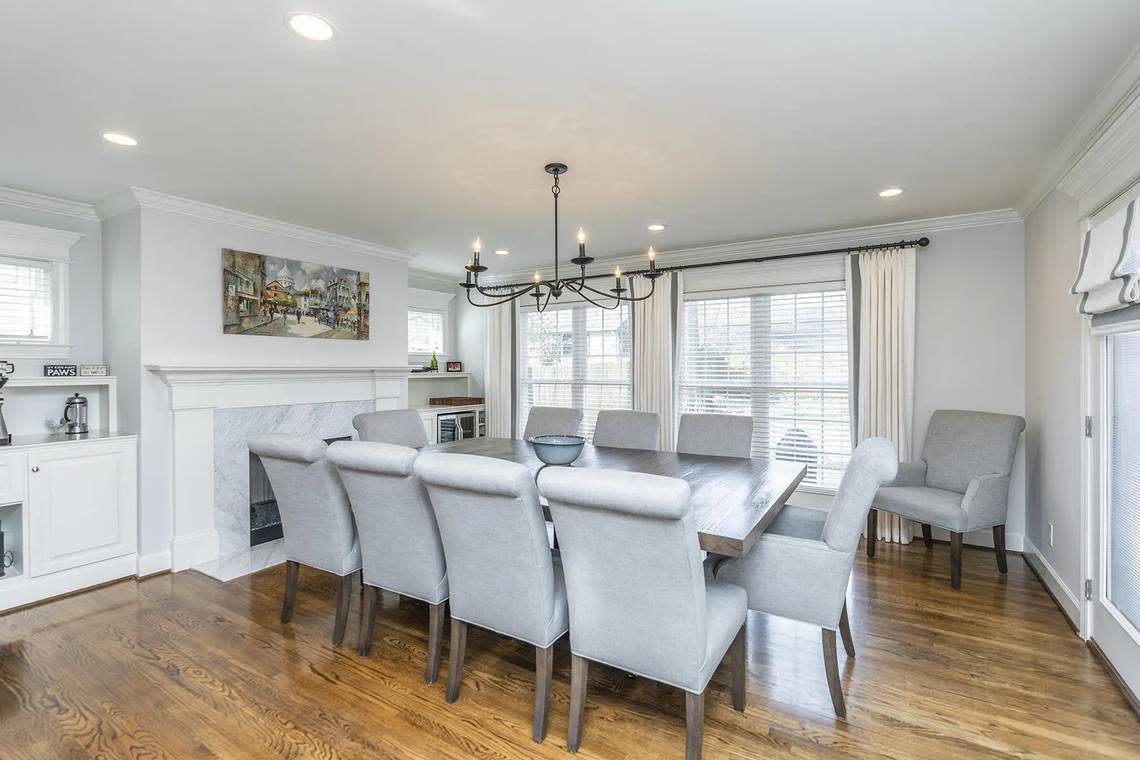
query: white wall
[
  {"left": 913, "top": 221, "right": 1027, "bottom": 548},
  {"left": 454, "top": 285, "right": 487, "bottom": 397},
  {"left": 1023, "top": 189, "right": 1086, "bottom": 600},
  {"left": 105, "top": 203, "right": 410, "bottom": 569},
  {"left": 0, "top": 200, "right": 103, "bottom": 375}
]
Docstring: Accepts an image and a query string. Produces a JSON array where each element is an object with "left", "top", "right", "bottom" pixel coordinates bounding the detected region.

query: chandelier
[{"left": 461, "top": 162, "right": 661, "bottom": 311}]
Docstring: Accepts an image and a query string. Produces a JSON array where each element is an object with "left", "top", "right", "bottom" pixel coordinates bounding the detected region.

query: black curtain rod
[{"left": 482, "top": 236, "right": 930, "bottom": 291}]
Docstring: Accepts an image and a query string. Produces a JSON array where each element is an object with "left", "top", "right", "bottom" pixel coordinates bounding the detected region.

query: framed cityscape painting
[{"left": 221, "top": 249, "right": 369, "bottom": 340}]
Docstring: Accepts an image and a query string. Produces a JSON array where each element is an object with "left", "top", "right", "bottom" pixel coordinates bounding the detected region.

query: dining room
[{"left": 2, "top": 2, "right": 1140, "bottom": 758}]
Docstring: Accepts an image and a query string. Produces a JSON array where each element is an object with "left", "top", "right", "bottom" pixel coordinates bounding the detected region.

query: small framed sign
[
  {"left": 44, "top": 364, "right": 77, "bottom": 377},
  {"left": 80, "top": 364, "right": 110, "bottom": 377},
  {"left": 446, "top": 361, "right": 463, "bottom": 372}
]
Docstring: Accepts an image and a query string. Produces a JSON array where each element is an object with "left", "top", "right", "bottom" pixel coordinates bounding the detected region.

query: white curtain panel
[
  {"left": 485, "top": 301, "right": 514, "bottom": 438},
  {"left": 632, "top": 271, "right": 681, "bottom": 450},
  {"left": 856, "top": 247, "right": 916, "bottom": 544},
  {"left": 1072, "top": 199, "right": 1139, "bottom": 315}
]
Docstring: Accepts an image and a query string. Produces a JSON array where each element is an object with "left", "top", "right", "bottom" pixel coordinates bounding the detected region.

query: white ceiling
[{"left": 2, "top": 1, "right": 1139, "bottom": 274}]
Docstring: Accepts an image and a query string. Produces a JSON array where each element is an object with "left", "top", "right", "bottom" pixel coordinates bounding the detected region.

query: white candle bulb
[
  {"left": 577, "top": 227, "right": 586, "bottom": 244},
  {"left": 473, "top": 237, "right": 482, "bottom": 254}
]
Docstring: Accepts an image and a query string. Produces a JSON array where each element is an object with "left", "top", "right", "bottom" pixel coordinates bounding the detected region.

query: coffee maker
[
  {"left": 62, "top": 392, "right": 89, "bottom": 436},
  {"left": 0, "top": 360, "right": 13, "bottom": 446}
]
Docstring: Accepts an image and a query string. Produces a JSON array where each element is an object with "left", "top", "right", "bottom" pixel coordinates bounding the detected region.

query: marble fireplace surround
[{"left": 148, "top": 365, "right": 410, "bottom": 574}]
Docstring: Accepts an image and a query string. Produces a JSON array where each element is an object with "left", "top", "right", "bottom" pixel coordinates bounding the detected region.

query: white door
[
  {"left": 1088, "top": 328, "right": 1140, "bottom": 696},
  {"left": 27, "top": 440, "right": 137, "bottom": 577}
]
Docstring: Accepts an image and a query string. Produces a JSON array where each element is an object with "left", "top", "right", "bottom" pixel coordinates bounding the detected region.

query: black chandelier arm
[
  {"left": 464, "top": 284, "right": 537, "bottom": 308},
  {"left": 474, "top": 280, "right": 535, "bottom": 300},
  {"left": 561, "top": 280, "right": 623, "bottom": 310},
  {"left": 571, "top": 277, "right": 657, "bottom": 304}
]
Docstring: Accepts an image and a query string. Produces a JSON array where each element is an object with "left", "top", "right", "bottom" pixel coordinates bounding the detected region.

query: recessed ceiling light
[
  {"left": 647, "top": 223, "right": 667, "bottom": 231},
  {"left": 288, "top": 12, "right": 336, "bottom": 41},
  {"left": 102, "top": 132, "right": 138, "bottom": 147},
  {"left": 495, "top": 249, "right": 510, "bottom": 256},
  {"left": 878, "top": 187, "right": 903, "bottom": 198}
]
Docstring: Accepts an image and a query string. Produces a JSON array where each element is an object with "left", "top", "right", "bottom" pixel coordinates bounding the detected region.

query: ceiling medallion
[{"left": 461, "top": 162, "right": 660, "bottom": 311}]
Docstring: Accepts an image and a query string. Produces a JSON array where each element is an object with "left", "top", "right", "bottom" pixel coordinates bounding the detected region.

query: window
[
  {"left": 0, "top": 257, "right": 53, "bottom": 344},
  {"left": 408, "top": 308, "right": 444, "bottom": 354},
  {"left": 518, "top": 302, "right": 632, "bottom": 441},
  {"left": 679, "top": 288, "right": 851, "bottom": 489},
  {"left": 1107, "top": 330, "right": 1140, "bottom": 632}
]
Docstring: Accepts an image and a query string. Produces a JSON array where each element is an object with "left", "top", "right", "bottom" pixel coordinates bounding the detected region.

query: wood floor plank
[{"left": 1, "top": 540, "right": 1137, "bottom": 759}]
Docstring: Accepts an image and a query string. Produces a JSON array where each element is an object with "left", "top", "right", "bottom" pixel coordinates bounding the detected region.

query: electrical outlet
[{"left": 1048, "top": 522, "right": 1054, "bottom": 547}]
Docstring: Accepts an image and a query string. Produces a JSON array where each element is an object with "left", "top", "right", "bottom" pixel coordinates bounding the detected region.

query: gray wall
[{"left": 1024, "top": 189, "right": 1084, "bottom": 599}]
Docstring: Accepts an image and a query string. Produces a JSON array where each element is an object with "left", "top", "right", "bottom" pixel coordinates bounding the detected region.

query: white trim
[
  {"left": 1024, "top": 535, "right": 1083, "bottom": 632},
  {"left": 1020, "top": 43, "right": 1140, "bottom": 216},
  {"left": 0, "top": 186, "right": 99, "bottom": 222},
  {"left": 0, "top": 219, "right": 79, "bottom": 356},
  {"left": 407, "top": 287, "right": 455, "bottom": 309},
  {"left": 409, "top": 269, "right": 461, "bottom": 291},
  {"left": 95, "top": 187, "right": 417, "bottom": 263},
  {"left": 136, "top": 550, "right": 172, "bottom": 577},
  {"left": 485, "top": 208, "right": 1021, "bottom": 284},
  {"left": 0, "top": 219, "right": 83, "bottom": 259}
]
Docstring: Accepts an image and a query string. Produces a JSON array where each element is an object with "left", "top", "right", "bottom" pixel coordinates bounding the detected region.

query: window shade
[
  {"left": 1109, "top": 329, "right": 1140, "bottom": 632},
  {"left": 518, "top": 302, "right": 631, "bottom": 441},
  {"left": 0, "top": 256, "right": 52, "bottom": 343},
  {"left": 679, "top": 287, "right": 851, "bottom": 488},
  {"left": 1073, "top": 199, "right": 1139, "bottom": 315},
  {"left": 408, "top": 308, "right": 444, "bottom": 353}
]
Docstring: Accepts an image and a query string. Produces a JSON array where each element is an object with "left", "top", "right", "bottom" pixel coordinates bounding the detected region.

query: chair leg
[
  {"left": 822, "top": 628, "right": 846, "bottom": 718},
  {"left": 445, "top": 618, "right": 468, "bottom": 703},
  {"left": 950, "top": 532, "right": 963, "bottom": 589},
  {"left": 730, "top": 624, "right": 746, "bottom": 712},
  {"left": 281, "top": 560, "right": 300, "bottom": 624},
  {"left": 866, "top": 508, "right": 877, "bottom": 558},
  {"left": 921, "top": 523, "right": 934, "bottom": 549},
  {"left": 357, "top": 585, "right": 378, "bottom": 656},
  {"left": 685, "top": 689, "right": 705, "bottom": 760},
  {"left": 567, "top": 654, "right": 588, "bottom": 753},
  {"left": 332, "top": 571, "right": 356, "bottom": 646},
  {"left": 532, "top": 644, "right": 555, "bottom": 743},
  {"left": 838, "top": 603, "right": 855, "bottom": 658},
  {"left": 425, "top": 601, "right": 446, "bottom": 685},
  {"left": 993, "top": 524, "right": 1008, "bottom": 574}
]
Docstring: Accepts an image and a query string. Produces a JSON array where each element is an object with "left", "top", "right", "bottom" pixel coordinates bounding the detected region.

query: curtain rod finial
[{"left": 918, "top": 237, "right": 930, "bottom": 247}]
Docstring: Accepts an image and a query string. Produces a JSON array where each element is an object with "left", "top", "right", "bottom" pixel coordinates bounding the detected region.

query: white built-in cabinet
[{"left": 0, "top": 433, "right": 138, "bottom": 612}]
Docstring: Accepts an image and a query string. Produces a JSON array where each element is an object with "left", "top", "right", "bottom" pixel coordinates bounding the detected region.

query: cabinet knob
[{"left": 30, "top": 466, "right": 39, "bottom": 473}]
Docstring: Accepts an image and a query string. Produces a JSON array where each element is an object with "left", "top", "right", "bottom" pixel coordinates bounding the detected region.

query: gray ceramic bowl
[{"left": 528, "top": 434, "right": 586, "bottom": 466}]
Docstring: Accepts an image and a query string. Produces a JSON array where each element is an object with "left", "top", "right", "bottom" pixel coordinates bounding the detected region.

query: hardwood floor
[{"left": 2, "top": 541, "right": 1138, "bottom": 759}]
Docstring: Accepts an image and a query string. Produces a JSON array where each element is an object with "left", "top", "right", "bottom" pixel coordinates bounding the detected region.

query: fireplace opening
[{"left": 249, "top": 435, "right": 352, "bottom": 547}]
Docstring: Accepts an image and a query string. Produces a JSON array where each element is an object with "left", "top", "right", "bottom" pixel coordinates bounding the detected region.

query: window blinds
[
  {"left": 679, "top": 287, "right": 851, "bottom": 488},
  {"left": 407, "top": 309, "right": 444, "bottom": 353},
  {"left": 1109, "top": 329, "right": 1140, "bottom": 632},
  {"left": 518, "top": 302, "right": 632, "bottom": 441},
  {"left": 0, "top": 256, "right": 53, "bottom": 343}
]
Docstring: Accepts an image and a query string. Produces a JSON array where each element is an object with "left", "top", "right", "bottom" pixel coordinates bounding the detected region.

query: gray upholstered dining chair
[
  {"left": 247, "top": 434, "right": 362, "bottom": 647},
  {"left": 591, "top": 409, "right": 660, "bottom": 449},
  {"left": 714, "top": 437, "right": 897, "bottom": 718},
  {"left": 867, "top": 410, "right": 1026, "bottom": 589},
  {"left": 352, "top": 409, "right": 429, "bottom": 448},
  {"left": 676, "top": 413, "right": 754, "bottom": 458},
  {"left": 414, "top": 452, "right": 569, "bottom": 743},
  {"left": 538, "top": 467, "right": 747, "bottom": 759},
  {"left": 522, "top": 406, "right": 583, "bottom": 439},
  {"left": 326, "top": 441, "right": 449, "bottom": 682}
]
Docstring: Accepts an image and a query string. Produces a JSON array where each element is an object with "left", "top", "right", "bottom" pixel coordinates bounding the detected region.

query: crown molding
[
  {"left": 0, "top": 186, "right": 99, "bottom": 222},
  {"left": 1019, "top": 43, "right": 1140, "bottom": 216},
  {"left": 95, "top": 187, "right": 417, "bottom": 263},
  {"left": 485, "top": 207, "right": 1021, "bottom": 283},
  {"left": 408, "top": 268, "right": 461, "bottom": 291},
  {"left": 0, "top": 218, "right": 84, "bottom": 259}
]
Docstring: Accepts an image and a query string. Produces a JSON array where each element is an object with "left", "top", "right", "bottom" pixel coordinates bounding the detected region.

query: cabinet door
[
  {"left": 420, "top": 413, "right": 438, "bottom": 445},
  {"left": 0, "top": 451, "right": 26, "bottom": 506},
  {"left": 28, "top": 440, "right": 137, "bottom": 578}
]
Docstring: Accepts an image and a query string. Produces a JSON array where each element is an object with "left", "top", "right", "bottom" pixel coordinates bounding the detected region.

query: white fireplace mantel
[{"left": 147, "top": 364, "right": 411, "bottom": 572}]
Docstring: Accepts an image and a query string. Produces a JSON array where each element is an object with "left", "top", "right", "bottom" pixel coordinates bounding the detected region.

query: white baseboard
[
  {"left": 171, "top": 529, "right": 220, "bottom": 572},
  {"left": 1022, "top": 536, "right": 1082, "bottom": 630},
  {"left": 0, "top": 554, "right": 137, "bottom": 613},
  {"left": 136, "top": 550, "right": 172, "bottom": 577}
]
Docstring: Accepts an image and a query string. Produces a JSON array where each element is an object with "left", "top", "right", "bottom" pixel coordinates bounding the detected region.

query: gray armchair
[
  {"left": 522, "top": 406, "right": 583, "bottom": 439},
  {"left": 327, "top": 441, "right": 449, "bottom": 683},
  {"left": 539, "top": 466, "right": 747, "bottom": 759},
  {"left": 247, "top": 434, "right": 361, "bottom": 647},
  {"left": 352, "top": 409, "right": 428, "bottom": 448},
  {"left": 867, "top": 410, "right": 1026, "bottom": 589},
  {"left": 592, "top": 409, "right": 660, "bottom": 449},
  {"left": 714, "top": 437, "right": 897, "bottom": 718},
  {"left": 414, "top": 452, "right": 569, "bottom": 743},
  {"left": 676, "top": 413, "right": 754, "bottom": 458}
]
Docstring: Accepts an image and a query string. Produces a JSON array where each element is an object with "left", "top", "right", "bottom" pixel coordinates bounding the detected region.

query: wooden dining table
[{"left": 425, "top": 437, "right": 808, "bottom": 559}]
